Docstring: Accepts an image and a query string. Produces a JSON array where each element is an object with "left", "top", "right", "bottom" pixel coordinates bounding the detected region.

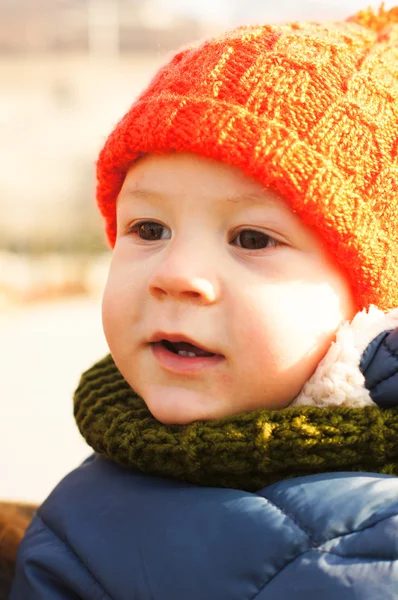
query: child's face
[{"left": 102, "top": 153, "right": 355, "bottom": 424}]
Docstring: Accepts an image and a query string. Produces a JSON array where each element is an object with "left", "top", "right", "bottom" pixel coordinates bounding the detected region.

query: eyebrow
[
  {"left": 119, "top": 187, "right": 270, "bottom": 205},
  {"left": 119, "top": 188, "right": 165, "bottom": 204}
]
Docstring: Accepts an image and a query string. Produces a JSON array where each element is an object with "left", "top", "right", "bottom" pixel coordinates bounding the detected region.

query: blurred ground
[{"left": 0, "top": 295, "right": 109, "bottom": 503}]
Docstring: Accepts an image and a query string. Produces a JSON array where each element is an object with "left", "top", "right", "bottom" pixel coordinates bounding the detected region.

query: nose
[{"left": 148, "top": 244, "right": 221, "bottom": 304}]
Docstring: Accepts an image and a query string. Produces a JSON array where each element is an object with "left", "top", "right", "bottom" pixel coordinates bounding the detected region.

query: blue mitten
[{"left": 360, "top": 328, "right": 398, "bottom": 408}]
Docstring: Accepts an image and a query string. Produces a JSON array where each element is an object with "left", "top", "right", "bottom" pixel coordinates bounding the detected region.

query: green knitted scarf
[{"left": 74, "top": 354, "right": 398, "bottom": 492}]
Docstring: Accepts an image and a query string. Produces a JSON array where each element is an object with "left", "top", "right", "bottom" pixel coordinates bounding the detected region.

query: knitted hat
[{"left": 96, "top": 5, "right": 398, "bottom": 312}]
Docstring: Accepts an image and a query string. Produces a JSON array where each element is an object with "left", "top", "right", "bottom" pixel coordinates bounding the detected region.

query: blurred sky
[{"left": 166, "top": 0, "right": 396, "bottom": 23}]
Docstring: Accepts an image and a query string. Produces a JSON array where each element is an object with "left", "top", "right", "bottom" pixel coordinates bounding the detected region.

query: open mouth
[
  {"left": 150, "top": 335, "right": 224, "bottom": 373},
  {"left": 161, "top": 339, "right": 216, "bottom": 358}
]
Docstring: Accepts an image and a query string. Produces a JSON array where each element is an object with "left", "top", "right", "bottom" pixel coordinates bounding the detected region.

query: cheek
[
  {"left": 238, "top": 277, "right": 351, "bottom": 373},
  {"left": 101, "top": 274, "right": 121, "bottom": 349},
  {"left": 101, "top": 263, "right": 141, "bottom": 347}
]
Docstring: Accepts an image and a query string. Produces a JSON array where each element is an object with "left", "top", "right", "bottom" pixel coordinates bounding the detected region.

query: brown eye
[
  {"left": 134, "top": 221, "right": 170, "bottom": 241},
  {"left": 233, "top": 229, "right": 277, "bottom": 250}
]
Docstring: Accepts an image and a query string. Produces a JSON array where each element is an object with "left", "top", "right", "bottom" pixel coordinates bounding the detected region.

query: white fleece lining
[{"left": 291, "top": 306, "right": 398, "bottom": 408}]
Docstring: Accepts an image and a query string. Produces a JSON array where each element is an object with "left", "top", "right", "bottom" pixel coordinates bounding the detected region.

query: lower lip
[{"left": 151, "top": 343, "right": 224, "bottom": 374}]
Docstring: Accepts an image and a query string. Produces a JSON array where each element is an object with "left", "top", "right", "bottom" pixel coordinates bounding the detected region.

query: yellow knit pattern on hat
[{"left": 97, "top": 5, "right": 398, "bottom": 311}]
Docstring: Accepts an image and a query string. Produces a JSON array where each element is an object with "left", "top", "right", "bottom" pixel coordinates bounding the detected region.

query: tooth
[{"left": 177, "top": 350, "right": 197, "bottom": 357}]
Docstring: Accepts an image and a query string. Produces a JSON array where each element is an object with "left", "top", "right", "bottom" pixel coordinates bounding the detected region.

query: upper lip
[{"left": 149, "top": 332, "right": 220, "bottom": 355}]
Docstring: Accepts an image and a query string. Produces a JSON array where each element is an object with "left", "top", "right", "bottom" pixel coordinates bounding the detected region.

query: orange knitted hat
[{"left": 96, "top": 5, "right": 398, "bottom": 312}]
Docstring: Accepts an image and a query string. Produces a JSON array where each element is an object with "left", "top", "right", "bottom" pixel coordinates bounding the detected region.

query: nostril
[{"left": 180, "top": 291, "right": 201, "bottom": 299}]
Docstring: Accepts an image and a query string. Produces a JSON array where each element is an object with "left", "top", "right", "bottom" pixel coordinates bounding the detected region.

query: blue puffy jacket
[{"left": 10, "top": 454, "right": 398, "bottom": 599}]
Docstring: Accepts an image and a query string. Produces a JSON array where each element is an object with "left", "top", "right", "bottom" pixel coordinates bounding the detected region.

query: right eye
[{"left": 128, "top": 221, "right": 171, "bottom": 241}]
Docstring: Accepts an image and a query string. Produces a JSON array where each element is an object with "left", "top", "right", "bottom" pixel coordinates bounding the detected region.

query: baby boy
[{"left": 11, "top": 6, "right": 398, "bottom": 599}]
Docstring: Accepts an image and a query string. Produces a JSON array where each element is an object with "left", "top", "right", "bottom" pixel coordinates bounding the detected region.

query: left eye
[
  {"left": 231, "top": 230, "right": 279, "bottom": 250},
  {"left": 129, "top": 221, "right": 171, "bottom": 241}
]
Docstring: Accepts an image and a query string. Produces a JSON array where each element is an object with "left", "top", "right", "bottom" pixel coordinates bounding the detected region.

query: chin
[
  {"left": 142, "top": 384, "right": 220, "bottom": 425},
  {"left": 149, "top": 409, "right": 195, "bottom": 425},
  {"left": 147, "top": 401, "right": 200, "bottom": 425}
]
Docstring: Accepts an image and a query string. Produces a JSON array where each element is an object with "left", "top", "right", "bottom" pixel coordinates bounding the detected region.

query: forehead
[{"left": 118, "top": 152, "right": 285, "bottom": 209}]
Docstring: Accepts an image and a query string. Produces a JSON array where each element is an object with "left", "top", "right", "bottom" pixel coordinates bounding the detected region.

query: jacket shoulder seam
[
  {"left": 250, "top": 510, "right": 398, "bottom": 598},
  {"left": 314, "top": 547, "right": 397, "bottom": 562},
  {"left": 36, "top": 511, "right": 114, "bottom": 600},
  {"left": 259, "top": 496, "right": 316, "bottom": 544},
  {"left": 385, "top": 334, "right": 398, "bottom": 359},
  {"left": 317, "top": 509, "right": 398, "bottom": 553},
  {"left": 249, "top": 547, "right": 310, "bottom": 600}
]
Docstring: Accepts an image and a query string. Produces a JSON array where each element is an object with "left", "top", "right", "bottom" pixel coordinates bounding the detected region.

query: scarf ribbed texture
[{"left": 74, "top": 354, "right": 398, "bottom": 492}]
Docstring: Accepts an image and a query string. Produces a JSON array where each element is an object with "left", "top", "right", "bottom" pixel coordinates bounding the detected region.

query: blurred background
[{"left": 1, "top": 0, "right": 394, "bottom": 502}]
